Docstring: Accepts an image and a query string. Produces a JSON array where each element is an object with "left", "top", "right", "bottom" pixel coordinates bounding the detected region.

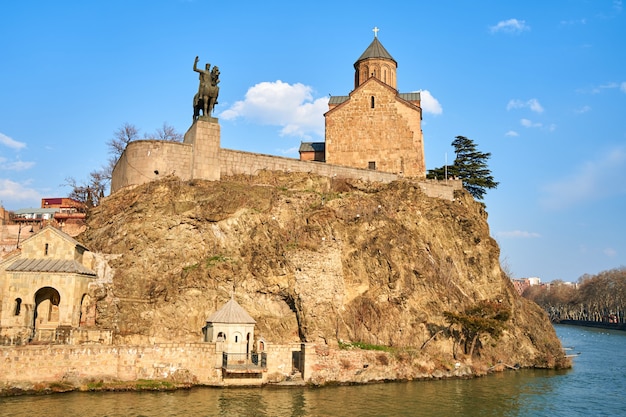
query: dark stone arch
[{"left": 33, "top": 286, "right": 61, "bottom": 330}]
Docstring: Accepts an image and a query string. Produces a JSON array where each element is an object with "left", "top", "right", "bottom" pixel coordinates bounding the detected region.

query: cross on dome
[{"left": 373, "top": 26, "right": 379, "bottom": 38}]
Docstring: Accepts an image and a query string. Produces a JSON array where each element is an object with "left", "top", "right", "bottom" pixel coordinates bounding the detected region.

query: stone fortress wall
[{"left": 111, "top": 119, "right": 462, "bottom": 201}]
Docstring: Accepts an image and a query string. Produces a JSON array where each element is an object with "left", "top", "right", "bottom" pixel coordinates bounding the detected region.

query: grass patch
[
  {"left": 85, "top": 379, "right": 177, "bottom": 391},
  {"left": 205, "top": 255, "right": 228, "bottom": 267},
  {"left": 183, "top": 263, "right": 199, "bottom": 272},
  {"left": 339, "top": 341, "right": 393, "bottom": 352}
]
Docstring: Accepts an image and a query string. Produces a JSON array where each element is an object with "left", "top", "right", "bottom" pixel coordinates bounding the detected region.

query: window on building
[
  {"left": 45, "top": 243, "right": 49, "bottom": 256},
  {"left": 368, "top": 161, "right": 376, "bottom": 170},
  {"left": 14, "top": 298, "right": 22, "bottom": 316},
  {"left": 371, "top": 96, "right": 375, "bottom": 109}
]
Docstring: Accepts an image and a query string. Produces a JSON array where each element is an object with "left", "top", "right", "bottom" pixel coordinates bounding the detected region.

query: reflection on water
[{"left": 0, "top": 325, "right": 624, "bottom": 417}]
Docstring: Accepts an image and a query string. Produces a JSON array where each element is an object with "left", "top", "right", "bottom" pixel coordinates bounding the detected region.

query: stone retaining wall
[{"left": 0, "top": 342, "right": 305, "bottom": 387}]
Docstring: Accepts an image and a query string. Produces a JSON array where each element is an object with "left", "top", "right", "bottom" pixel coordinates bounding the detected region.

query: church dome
[{"left": 353, "top": 33, "right": 398, "bottom": 89}]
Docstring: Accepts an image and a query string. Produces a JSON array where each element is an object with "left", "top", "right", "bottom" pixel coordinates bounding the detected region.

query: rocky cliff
[{"left": 80, "top": 172, "right": 567, "bottom": 377}]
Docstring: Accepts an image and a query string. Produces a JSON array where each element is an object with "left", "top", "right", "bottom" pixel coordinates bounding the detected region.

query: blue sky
[{"left": 1, "top": 1, "right": 624, "bottom": 282}]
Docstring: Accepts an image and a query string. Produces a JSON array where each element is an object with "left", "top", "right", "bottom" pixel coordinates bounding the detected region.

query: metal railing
[{"left": 222, "top": 352, "right": 267, "bottom": 370}]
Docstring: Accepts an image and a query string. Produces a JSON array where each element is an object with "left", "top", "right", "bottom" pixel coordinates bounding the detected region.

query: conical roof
[
  {"left": 355, "top": 37, "right": 396, "bottom": 65},
  {"left": 206, "top": 298, "right": 256, "bottom": 324}
]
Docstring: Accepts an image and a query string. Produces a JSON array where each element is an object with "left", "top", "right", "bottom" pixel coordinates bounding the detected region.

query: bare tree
[
  {"left": 64, "top": 170, "right": 107, "bottom": 208},
  {"left": 108, "top": 122, "right": 140, "bottom": 159},
  {"left": 145, "top": 122, "right": 183, "bottom": 142},
  {"left": 65, "top": 122, "right": 183, "bottom": 207}
]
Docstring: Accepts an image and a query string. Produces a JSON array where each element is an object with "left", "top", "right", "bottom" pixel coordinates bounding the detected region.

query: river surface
[{"left": 1, "top": 325, "right": 624, "bottom": 417}]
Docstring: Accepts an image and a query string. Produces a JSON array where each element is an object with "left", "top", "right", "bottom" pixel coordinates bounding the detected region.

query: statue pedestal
[{"left": 184, "top": 118, "right": 221, "bottom": 181}]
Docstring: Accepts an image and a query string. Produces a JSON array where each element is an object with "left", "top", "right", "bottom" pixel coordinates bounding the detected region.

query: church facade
[{"left": 323, "top": 34, "right": 426, "bottom": 178}]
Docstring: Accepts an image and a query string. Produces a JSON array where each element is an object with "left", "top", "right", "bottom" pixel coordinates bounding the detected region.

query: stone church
[
  {"left": 0, "top": 226, "right": 104, "bottom": 345},
  {"left": 302, "top": 32, "right": 426, "bottom": 178}
]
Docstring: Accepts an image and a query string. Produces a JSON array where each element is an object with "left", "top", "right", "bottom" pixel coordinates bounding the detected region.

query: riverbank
[
  {"left": 0, "top": 364, "right": 522, "bottom": 397},
  {"left": 557, "top": 320, "right": 626, "bottom": 331}
]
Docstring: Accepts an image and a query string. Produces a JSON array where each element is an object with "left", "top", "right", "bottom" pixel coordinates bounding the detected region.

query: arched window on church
[
  {"left": 371, "top": 96, "right": 375, "bottom": 109},
  {"left": 14, "top": 298, "right": 22, "bottom": 316}
]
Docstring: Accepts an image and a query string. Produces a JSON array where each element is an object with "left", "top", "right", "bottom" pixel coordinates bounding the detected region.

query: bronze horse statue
[{"left": 193, "top": 57, "right": 220, "bottom": 121}]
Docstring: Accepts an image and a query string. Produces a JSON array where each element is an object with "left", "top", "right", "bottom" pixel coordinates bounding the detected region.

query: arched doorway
[{"left": 33, "top": 287, "right": 61, "bottom": 336}]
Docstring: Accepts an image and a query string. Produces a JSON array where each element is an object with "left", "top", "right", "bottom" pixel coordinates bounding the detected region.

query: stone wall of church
[
  {"left": 0, "top": 271, "right": 93, "bottom": 336},
  {"left": 325, "top": 81, "right": 425, "bottom": 178},
  {"left": 19, "top": 227, "right": 77, "bottom": 261}
]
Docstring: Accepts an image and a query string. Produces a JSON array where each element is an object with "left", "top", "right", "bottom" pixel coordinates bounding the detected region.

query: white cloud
[
  {"left": 591, "top": 82, "right": 620, "bottom": 94},
  {"left": 621, "top": 82, "right": 626, "bottom": 93},
  {"left": 604, "top": 247, "right": 617, "bottom": 257},
  {"left": 276, "top": 146, "right": 299, "bottom": 156},
  {"left": 560, "top": 18, "right": 587, "bottom": 25},
  {"left": 540, "top": 146, "right": 626, "bottom": 210},
  {"left": 219, "top": 80, "right": 326, "bottom": 139},
  {"left": 507, "top": 98, "right": 544, "bottom": 113},
  {"left": 417, "top": 90, "right": 443, "bottom": 115},
  {"left": 528, "top": 99, "right": 544, "bottom": 113},
  {"left": 575, "top": 105, "right": 591, "bottom": 114},
  {"left": 521, "top": 118, "right": 542, "bottom": 128},
  {"left": 0, "top": 133, "right": 26, "bottom": 150},
  {"left": 506, "top": 99, "right": 524, "bottom": 110},
  {"left": 496, "top": 230, "right": 541, "bottom": 239},
  {"left": 505, "top": 130, "right": 519, "bottom": 137},
  {"left": 614, "top": 0, "right": 623, "bottom": 13},
  {"left": 490, "top": 19, "right": 530, "bottom": 34},
  {"left": 0, "top": 178, "right": 40, "bottom": 204},
  {"left": 0, "top": 158, "right": 35, "bottom": 171}
]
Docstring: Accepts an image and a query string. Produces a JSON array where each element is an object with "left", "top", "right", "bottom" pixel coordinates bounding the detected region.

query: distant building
[
  {"left": 511, "top": 277, "right": 542, "bottom": 296},
  {"left": 12, "top": 208, "right": 59, "bottom": 225},
  {"left": 41, "top": 197, "right": 85, "bottom": 213},
  {"left": 527, "top": 277, "right": 541, "bottom": 286},
  {"left": 41, "top": 198, "right": 86, "bottom": 235}
]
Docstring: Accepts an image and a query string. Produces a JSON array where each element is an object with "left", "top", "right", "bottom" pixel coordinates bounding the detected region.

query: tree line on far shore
[{"left": 523, "top": 267, "right": 626, "bottom": 324}]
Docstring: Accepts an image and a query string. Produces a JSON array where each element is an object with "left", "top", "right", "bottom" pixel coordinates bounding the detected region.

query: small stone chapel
[
  {"left": 204, "top": 296, "right": 257, "bottom": 357},
  {"left": 0, "top": 226, "right": 98, "bottom": 344}
]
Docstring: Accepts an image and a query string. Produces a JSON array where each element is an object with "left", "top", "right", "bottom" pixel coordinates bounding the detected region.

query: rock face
[{"left": 80, "top": 172, "right": 567, "bottom": 373}]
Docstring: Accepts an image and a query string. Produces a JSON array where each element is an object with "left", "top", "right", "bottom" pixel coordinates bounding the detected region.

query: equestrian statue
[{"left": 193, "top": 56, "right": 220, "bottom": 121}]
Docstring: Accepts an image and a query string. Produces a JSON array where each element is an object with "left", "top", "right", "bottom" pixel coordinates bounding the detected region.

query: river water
[{"left": 1, "top": 325, "right": 624, "bottom": 417}]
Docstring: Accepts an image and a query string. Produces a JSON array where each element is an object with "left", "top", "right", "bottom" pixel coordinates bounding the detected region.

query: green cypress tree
[{"left": 427, "top": 136, "right": 498, "bottom": 200}]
